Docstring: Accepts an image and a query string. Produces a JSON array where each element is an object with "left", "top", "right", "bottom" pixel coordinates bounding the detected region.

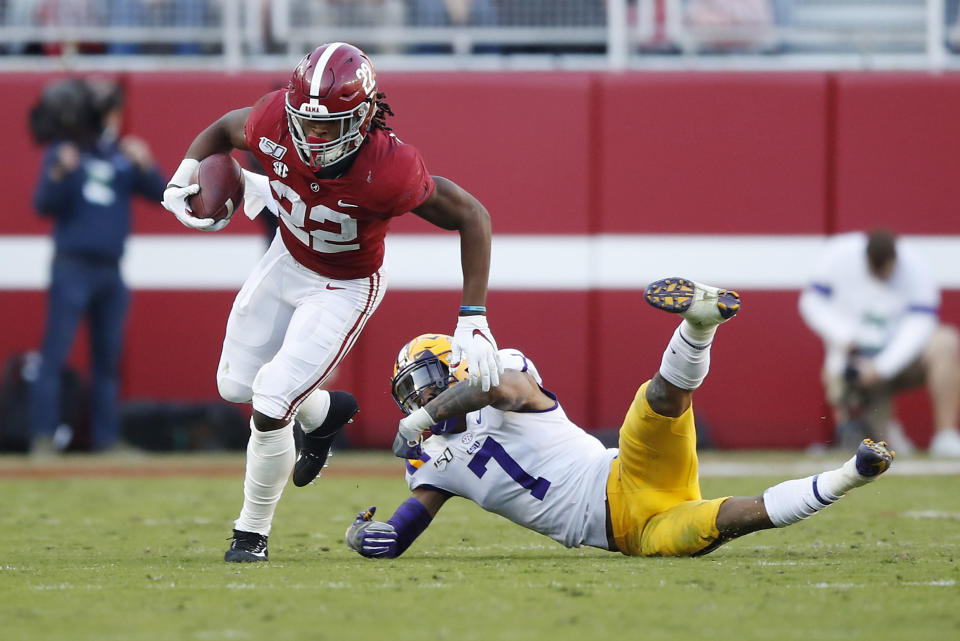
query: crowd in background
[{"left": 4, "top": 1, "right": 960, "bottom": 58}]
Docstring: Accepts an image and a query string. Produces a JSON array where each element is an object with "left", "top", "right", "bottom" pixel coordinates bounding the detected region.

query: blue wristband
[{"left": 459, "top": 305, "right": 486, "bottom": 314}]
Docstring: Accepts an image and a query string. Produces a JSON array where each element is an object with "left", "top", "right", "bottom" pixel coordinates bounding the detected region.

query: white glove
[
  {"left": 398, "top": 406, "right": 435, "bottom": 443},
  {"left": 451, "top": 315, "right": 502, "bottom": 391},
  {"left": 161, "top": 158, "right": 229, "bottom": 232}
]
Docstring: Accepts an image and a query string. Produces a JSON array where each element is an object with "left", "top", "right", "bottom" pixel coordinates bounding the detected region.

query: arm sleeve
[{"left": 381, "top": 496, "right": 434, "bottom": 558}]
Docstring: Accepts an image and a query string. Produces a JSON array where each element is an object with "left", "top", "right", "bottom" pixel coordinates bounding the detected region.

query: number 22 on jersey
[{"left": 271, "top": 180, "right": 359, "bottom": 253}]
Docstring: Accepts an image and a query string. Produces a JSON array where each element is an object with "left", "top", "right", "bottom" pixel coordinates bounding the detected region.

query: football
[{"left": 187, "top": 153, "right": 245, "bottom": 222}]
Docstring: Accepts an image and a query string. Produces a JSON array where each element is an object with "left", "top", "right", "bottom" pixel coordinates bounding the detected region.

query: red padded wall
[
  {"left": 833, "top": 72, "right": 960, "bottom": 234},
  {"left": 4, "top": 70, "right": 960, "bottom": 450},
  {"left": 598, "top": 73, "right": 829, "bottom": 234},
  {"left": 381, "top": 73, "right": 595, "bottom": 235}
]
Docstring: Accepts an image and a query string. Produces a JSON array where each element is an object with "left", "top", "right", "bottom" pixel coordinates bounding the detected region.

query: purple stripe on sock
[
  {"left": 678, "top": 329, "right": 711, "bottom": 351},
  {"left": 811, "top": 474, "right": 834, "bottom": 507}
]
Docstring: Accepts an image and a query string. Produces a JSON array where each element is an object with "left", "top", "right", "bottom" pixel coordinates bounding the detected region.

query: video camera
[{"left": 28, "top": 77, "right": 123, "bottom": 147}]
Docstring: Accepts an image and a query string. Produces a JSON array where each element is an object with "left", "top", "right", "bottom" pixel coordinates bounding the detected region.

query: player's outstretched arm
[
  {"left": 397, "top": 370, "right": 553, "bottom": 444},
  {"left": 412, "top": 176, "right": 491, "bottom": 306},
  {"left": 345, "top": 488, "right": 449, "bottom": 559},
  {"left": 162, "top": 108, "right": 252, "bottom": 232},
  {"left": 413, "top": 177, "right": 503, "bottom": 391}
]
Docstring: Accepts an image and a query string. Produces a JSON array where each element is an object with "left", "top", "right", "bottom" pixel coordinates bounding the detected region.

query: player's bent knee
[
  {"left": 217, "top": 375, "right": 253, "bottom": 404},
  {"left": 251, "top": 359, "right": 301, "bottom": 420},
  {"left": 638, "top": 498, "right": 726, "bottom": 557},
  {"left": 296, "top": 388, "right": 331, "bottom": 430}
]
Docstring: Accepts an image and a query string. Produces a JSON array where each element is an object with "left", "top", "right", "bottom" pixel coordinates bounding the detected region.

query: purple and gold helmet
[{"left": 391, "top": 334, "right": 469, "bottom": 415}]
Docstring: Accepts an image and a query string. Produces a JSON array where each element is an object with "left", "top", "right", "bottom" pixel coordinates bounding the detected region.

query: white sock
[
  {"left": 296, "top": 389, "right": 331, "bottom": 434},
  {"left": 762, "top": 455, "right": 873, "bottom": 527},
  {"left": 658, "top": 321, "right": 715, "bottom": 390},
  {"left": 234, "top": 418, "right": 295, "bottom": 535}
]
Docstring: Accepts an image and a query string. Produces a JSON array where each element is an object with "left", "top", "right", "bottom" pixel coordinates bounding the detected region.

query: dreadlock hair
[{"left": 371, "top": 92, "right": 394, "bottom": 132}]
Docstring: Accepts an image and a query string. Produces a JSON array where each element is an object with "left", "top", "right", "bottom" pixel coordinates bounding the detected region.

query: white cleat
[{"left": 644, "top": 277, "right": 741, "bottom": 328}]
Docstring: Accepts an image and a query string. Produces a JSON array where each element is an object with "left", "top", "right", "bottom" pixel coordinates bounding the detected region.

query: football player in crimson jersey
[
  {"left": 160, "top": 42, "right": 504, "bottom": 563},
  {"left": 346, "top": 279, "right": 895, "bottom": 559}
]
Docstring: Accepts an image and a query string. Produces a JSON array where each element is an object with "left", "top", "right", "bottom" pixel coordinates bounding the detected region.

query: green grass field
[{"left": 2, "top": 451, "right": 959, "bottom": 641}]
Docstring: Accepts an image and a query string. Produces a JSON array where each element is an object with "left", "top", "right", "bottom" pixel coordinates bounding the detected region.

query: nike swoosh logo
[
  {"left": 338, "top": 199, "right": 359, "bottom": 208},
  {"left": 326, "top": 283, "right": 345, "bottom": 290},
  {"left": 472, "top": 329, "right": 494, "bottom": 346},
  {"left": 475, "top": 410, "right": 482, "bottom": 424}
]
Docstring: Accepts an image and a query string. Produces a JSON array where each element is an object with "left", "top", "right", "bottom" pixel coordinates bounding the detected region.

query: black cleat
[
  {"left": 854, "top": 438, "right": 895, "bottom": 478},
  {"left": 292, "top": 391, "right": 359, "bottom": 487},
  {"left": 224, "top": 529, "right": 268, "bottom": 562}
]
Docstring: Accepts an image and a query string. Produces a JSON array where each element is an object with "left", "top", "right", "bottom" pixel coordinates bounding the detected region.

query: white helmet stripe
[{"left": 309, "top": 42, "right": 346, "bottom": 100}]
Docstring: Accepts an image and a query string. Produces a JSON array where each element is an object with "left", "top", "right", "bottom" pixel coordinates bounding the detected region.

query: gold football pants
[{"left": 606, "top": 381, "right": 729, "bottom": 557}]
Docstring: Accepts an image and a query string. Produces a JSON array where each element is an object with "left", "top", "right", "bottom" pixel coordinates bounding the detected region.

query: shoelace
[{"left": 230, "top": 532, "right": 267, "bottom": 553}]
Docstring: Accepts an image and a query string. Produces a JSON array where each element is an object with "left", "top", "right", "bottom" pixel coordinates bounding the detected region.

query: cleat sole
[
  {"left": 644, "top": 278, "right": 696, "bottom": 313},
  {"left": 717, "top": 290, "right": 742, "bottom": 319},
  {"left": 644, "top": 277, "right": 742, "bottom": 323}
]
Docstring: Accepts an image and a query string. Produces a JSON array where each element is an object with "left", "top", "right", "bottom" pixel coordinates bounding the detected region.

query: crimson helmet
[{"left": 285, "top": 42, "right": 378, "bottom": 170}]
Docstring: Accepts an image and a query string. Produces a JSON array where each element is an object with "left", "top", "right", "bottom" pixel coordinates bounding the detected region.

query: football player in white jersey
[{"left": 346, "top": 277, "right": 896, "bottom": 558}]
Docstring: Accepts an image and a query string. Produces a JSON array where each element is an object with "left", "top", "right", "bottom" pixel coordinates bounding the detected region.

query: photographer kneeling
[{"left": 799, "top": 229, "right": 960, "bottom": 458}]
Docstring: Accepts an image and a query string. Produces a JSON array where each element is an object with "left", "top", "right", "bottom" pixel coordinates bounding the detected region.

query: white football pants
[{"left": 216, "top": 232, "right": 386, "bottom": 421}]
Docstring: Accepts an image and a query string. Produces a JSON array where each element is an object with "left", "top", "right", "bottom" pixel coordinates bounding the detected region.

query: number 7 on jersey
[{"left": 467, "top": 436, "right": 551, "bottom": 500}]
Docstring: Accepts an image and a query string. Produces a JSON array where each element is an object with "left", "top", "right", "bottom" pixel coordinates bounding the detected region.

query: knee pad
[
  {"left": 217, "top": 374, "right": 253, "bottom": 404},
  {"left": 251, "top": 359, "right": 302, "bottom": 420}
]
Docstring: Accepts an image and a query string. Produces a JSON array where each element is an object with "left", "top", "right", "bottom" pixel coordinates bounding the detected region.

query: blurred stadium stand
[{"left": 0, "top": 0, "right": 958, "bottom": 70}]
